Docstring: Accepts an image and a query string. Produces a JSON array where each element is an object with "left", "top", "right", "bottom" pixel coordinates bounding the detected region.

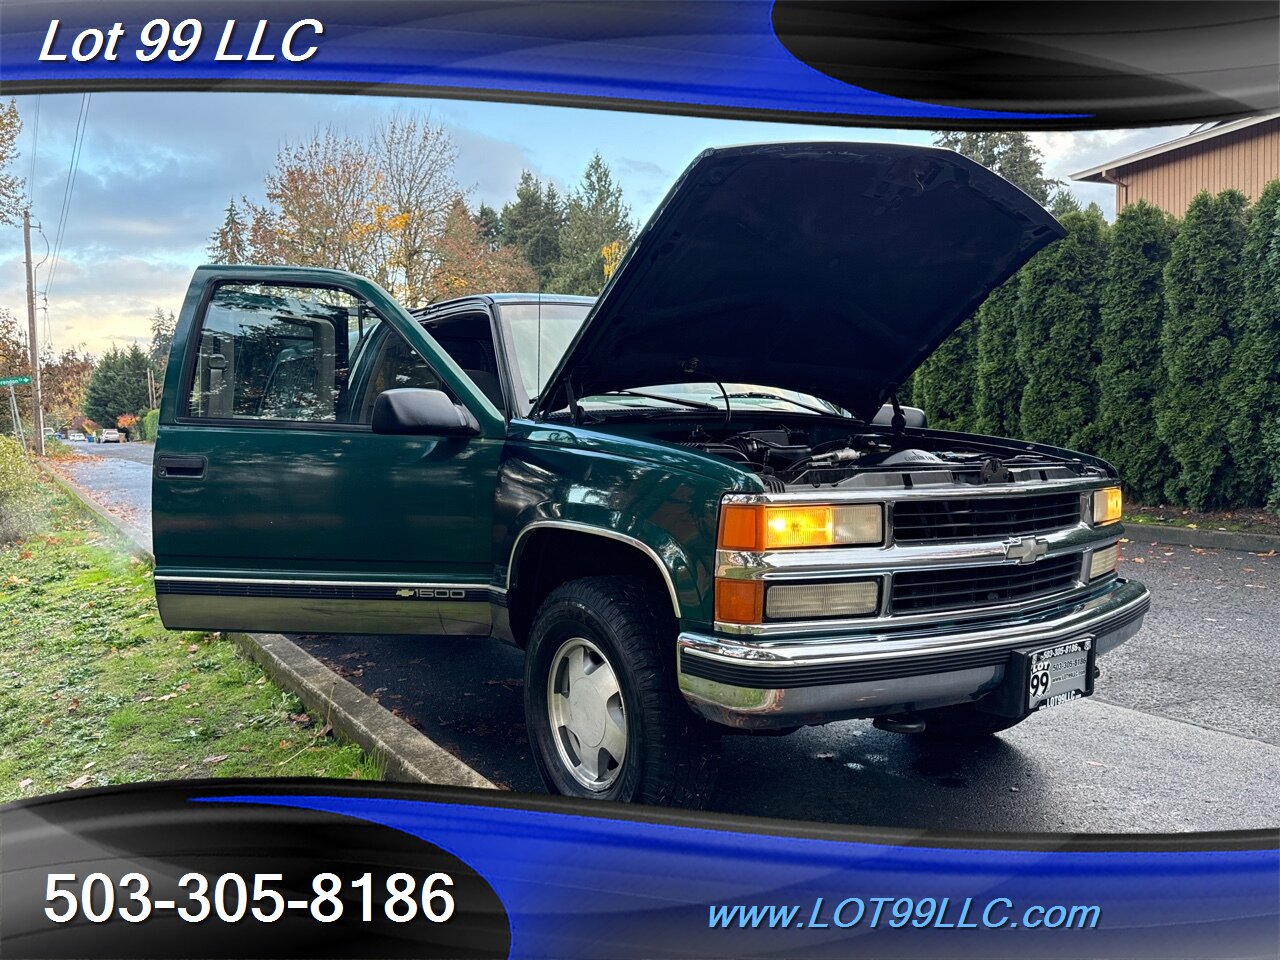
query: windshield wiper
[
  {"left": 598, "top": 390, "right": 721, "bottom": 410},
  {"left": 719, "top": 392, "right": 841, "bottom": 417}
]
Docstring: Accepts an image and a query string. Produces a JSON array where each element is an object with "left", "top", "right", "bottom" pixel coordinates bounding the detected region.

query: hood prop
[{"left": 889, "top": 390, "right": 907, "bottom": 444}]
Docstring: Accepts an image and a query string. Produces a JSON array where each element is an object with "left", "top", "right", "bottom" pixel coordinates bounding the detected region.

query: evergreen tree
[
  {"left": 1224, "top": 180, "right": 1280, "bottom": 504},
  {"left": 1048, "top": 190, "right": 1082, "bottom": 217},
  {"left": 973, "top": 275, "right": 1023, "bottom": 436},
  {"left": 207, "top": 198, "right": 248, "bottom": 263},
  {"left": 83, "top": 345, "right": 153, "bottom": 428},
  {"left": 921, "top": 131, "right": 1060, "bottom": 432},
  {"left": 1094, "top": 201, "right": 1176, "bottom": 503},
  {"left": 913, "top": 317, "right": 978, "bottom": 431},
  {"left": 933, "top": 131, "right": 1059, "bottom": 204},
  {"left": 148, "top": 308, "right": 177, "bottom": 379},
  {"left": 500, "top": 172, "right": 565, "bottom": 290},
  {"left": 473, "top": 202, "right": 502, "bottom": 252},
  {"left": 551, "top": 153, "right": 634, "bottom": 296},
  {"left": 1016, "top": 207, "right": 1109, "bottom": 449},
  {"left": 1156, "top": 189, "right": 1249, "bottom": 509}
]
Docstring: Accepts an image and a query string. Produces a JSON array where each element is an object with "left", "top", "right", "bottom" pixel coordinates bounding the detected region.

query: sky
[{"left": 0, "top": 90, "right": 1195, "bottom": 356}]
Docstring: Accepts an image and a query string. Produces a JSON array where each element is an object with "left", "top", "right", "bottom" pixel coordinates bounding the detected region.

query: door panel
[{"left": 154, "top": 267, "right": 503, "bottom": 637}]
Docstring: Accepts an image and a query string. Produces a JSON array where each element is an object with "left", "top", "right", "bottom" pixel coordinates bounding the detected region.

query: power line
[
  {"left": 44, "top": 93, "right": 91, "bottom": 300},
  {"left": 27, "top": 95, "right": 42, "bottom": 192}
]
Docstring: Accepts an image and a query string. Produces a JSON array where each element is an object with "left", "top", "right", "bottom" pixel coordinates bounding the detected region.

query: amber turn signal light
[{"left": 715, "top": 579, "right": 764, "bottom": 624}]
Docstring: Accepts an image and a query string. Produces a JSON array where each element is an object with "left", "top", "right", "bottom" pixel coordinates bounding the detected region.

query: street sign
[{"left": 0, "top": 375, "right": 32, "bottom": 387}]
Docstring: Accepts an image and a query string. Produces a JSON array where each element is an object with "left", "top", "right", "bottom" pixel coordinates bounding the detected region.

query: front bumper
[{"left": 678, "top": 577, "right": 1150, "bottom": 729}]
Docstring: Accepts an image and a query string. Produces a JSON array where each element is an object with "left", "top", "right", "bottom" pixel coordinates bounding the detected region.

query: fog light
[
  {"left": 1089, "top": 544, "right": 1119, "bottom": 580},
  {"left": 1093, "top": 487, "right": 1123, "bottom": 526},
  {"left": 765, "top": 580, "right": 880, "bottom": 620}
]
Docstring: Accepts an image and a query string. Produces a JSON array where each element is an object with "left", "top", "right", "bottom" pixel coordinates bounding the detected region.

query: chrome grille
[
  {"left": 892, "top": 492, "right": 1081, "bottom": 543},
  {"left": 891, "top": 554, "right": 1083, "bottom": 615}
]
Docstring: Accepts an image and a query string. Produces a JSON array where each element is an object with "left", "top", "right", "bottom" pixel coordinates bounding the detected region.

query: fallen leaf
[
  {"left": 815, "top": 752, "right": 835, "bottom": 760},
  {"left": 156, "top": 693, "right": 178, "bottom": 701},
  {"left": 66, "top": 699, "right": 80, "bottom": 712},
  {"left": 19, "top": 778, "right": 33, "bottom": 789},
  {"left": 255, "top": 677, "right": 267, "bottom": 686},
  {"left": 186, "top": 644, "right": 199, "bottom": 653},
  {"left": 290, "top": 713, "right": 313, "bottom": 727},
  {"left": 317, "top": 723, "right": 333, "bottom": 738},
  {"left": 202, "top": 755, "right": 229, "bottom": 765},
  {"left": 239, "top": 745, "right": 251, "bottom": 752},
  {"left": 66, "top": 775, "right": 92, "bottom": 789}
]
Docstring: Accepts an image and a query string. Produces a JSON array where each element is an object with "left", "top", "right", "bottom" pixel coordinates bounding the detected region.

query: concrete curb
[
  {"left": 37, "top": 459, "right": 495, "bottom": 790},
  {"left": 1125, "top": 522, "right": 1280, "bottom": 554},
  {"left": 228, "top": 632, "right": 494, "bottom": 789}
]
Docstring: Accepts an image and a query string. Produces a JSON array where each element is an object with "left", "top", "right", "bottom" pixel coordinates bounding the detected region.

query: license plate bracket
[{"left": 979, "top": 637, "right": 1096, "bottom": 717}]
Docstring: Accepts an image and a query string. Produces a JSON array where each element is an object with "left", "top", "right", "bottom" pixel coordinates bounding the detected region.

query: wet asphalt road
[
  {"left": 53, "top": 441, "right": 154, "bottom": 537},
  {"left": 62, "top": 444, "right": 1280, "bottom": 831}
]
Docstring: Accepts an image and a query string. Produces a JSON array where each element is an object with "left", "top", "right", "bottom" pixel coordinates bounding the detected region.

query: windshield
[
  {"left": 500, "top": 301, "right": 593, "bottom": 403},
  {"left": 581, "top": 382, "right": 850, "bottom": 417}
]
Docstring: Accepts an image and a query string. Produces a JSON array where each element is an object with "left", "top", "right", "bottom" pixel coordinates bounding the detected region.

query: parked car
[
  {"left": 100, "top": 429, "right": 122, "bottom": 443},
  {"left": 153, "top": 143, "right": 1149, "bottom": 807},
  {"left": 67, "top": 431, "right": 86, "bottom": 442}
]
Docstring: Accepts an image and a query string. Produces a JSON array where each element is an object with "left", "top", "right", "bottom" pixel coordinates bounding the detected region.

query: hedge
[
  {"left": 1094, "top": 201, "right": 1176, "bottom": 503},
  {"left": 0, "top": 435, "right": 42, "bottom": 543},
  {"left": 915, "top": 183, "right": 1280, "bottom": 514}
]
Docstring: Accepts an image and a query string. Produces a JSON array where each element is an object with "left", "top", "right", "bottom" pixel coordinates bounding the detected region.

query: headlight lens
[
  {"left": 719, "top": 503, "right": 884, "bottom": 550},
  {"left": 1089, "top": 544, "right": 1119, "bottom": 580},
  {"left": 1093, "top": 487, "right": 1123, "bottom": 526},
  {"left": 765, "top": 580, "right": 880, "bottom": 619}
]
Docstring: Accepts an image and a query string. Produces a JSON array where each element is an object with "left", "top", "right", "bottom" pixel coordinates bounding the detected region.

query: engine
[{"left": 681, "top": 426, "right": 1091, "bottom": 490}]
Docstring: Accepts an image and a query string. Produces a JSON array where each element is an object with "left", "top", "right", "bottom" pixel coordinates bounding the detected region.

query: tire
[
  {"left": 914, "top": 701, "right": 1031, "bottom": 740},
  {"left": 524, "top": 575, "right": 718, "bottom": 807}
]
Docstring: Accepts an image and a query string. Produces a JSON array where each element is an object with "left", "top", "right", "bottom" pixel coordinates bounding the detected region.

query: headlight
[
  {"left": 719, "top": 503, "right": 884, "bottom": 550},
  {"left": 765, "top": 580, "right": 880, "bottom": 619},
  {"left": 1089, "top": 544, "right": 1119, "bottom": 580},
  {"left": 1092, "top": 487, "right": 1123, "bottom": 526}
]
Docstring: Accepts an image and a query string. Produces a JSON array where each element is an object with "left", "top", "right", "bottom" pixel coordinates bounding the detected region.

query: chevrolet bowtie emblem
[
  {"left": 1003, "top": 536, "right": 1050, "bottom": 565},
  {"left": 395, "top": 589, "right": 415, "bottom": 597}
]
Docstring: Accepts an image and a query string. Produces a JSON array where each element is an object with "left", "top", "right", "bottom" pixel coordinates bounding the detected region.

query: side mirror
[{"left": 371, "top": 388, "right": 479, "bottom": 437}]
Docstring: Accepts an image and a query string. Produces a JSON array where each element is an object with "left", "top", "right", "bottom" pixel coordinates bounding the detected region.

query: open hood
[{"left": 531, "top": 142, "right": 1063, "bottom": 422}]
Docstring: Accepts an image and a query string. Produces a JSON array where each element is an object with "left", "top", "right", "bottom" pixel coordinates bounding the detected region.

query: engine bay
[{"left": 678, "top": 424, "right": 1103, "bottom": 491}]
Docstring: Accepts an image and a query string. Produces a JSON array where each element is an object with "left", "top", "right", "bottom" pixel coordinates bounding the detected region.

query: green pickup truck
[{"left": 154, "top": 142, "right": 1149, "bottom": 807}]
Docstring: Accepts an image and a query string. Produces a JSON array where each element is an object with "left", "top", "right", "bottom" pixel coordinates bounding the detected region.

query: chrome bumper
[{"left": 677, "top": 578, "right": 1150, "bottom": 729}]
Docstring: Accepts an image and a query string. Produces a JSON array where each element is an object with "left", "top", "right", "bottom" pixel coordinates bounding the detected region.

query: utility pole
[{"left": 22, "top": 209, "right": 45, "bottom": 456}]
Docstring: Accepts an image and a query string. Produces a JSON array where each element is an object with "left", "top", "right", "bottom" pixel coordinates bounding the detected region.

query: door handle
[{"left": 156, "top": 455, "right": 207, "bottom": 480}]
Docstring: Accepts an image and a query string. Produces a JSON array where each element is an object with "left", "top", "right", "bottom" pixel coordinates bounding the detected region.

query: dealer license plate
[{"left": 1026, "top": 638, "right": 1093, "bottom": 711}]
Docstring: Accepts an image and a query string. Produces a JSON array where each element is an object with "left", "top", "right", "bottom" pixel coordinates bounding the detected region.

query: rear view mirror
[
  {"left": 371, "top": 388, "right": 479, "bottom": 437},
  {"left": 872, "top": 403, "right": 928, "bottom": 429}
]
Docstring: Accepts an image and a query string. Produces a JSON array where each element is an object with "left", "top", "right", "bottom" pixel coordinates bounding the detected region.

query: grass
[
  {"left": 1125, "top": 504, "right": 1280, "bottom": 537},
  {"left": 0, "top": 479, "right": 384, "bottom": 804}
]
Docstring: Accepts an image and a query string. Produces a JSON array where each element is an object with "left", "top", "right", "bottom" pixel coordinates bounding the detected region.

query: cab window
[{"left": 187, "top": 283, "right": 416, "bottom": 425}]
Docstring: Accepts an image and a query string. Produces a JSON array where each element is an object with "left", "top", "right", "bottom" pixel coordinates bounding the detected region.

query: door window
[{"left": 187, "top": 283, "right": 384, "bottom": 424}]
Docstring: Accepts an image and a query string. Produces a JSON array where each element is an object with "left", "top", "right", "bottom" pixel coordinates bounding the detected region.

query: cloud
[
  {"left": 0, "top": 88, "right": 1202, "bottom": 356},
  {"left": 1031, "top": 124, "right": 1196, "bottom": 218}
]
